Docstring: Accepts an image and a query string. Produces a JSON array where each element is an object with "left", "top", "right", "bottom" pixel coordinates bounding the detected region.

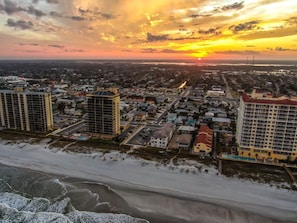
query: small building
[
  {"left": 150, "top": 123, "right": 175, "bottom": 148},
  {"left": 212, "top": 117, "right": 231, "bottom": 129},
  {"left": 178, "top": 126, "right": 197, "bottom": 134},
  {"left": 206, "top": 90, "right": 225, "bottom": 97},
  {"left": 145, "top": 96, "right": 156, "bottom": 105},
  {"left": 177, "top": 134, "right": 192, "bottom": 149},
  {"left": 54, "top": 83, "right": 68, "bottom": 89},
  {"left": 167, "top": 112, "right": 177, "bottom": 123},
  {"left": 133, "top": 112, "right": 146, "bottom": 122},
  {"left": 147, "top": 105, "right": 157, "bottom": 117},
  {"left": 125, "top": 95, "right": 145, "bottom": 104},
  {"left": 193, "top": 125, "right": 213, "bottom": 155}
]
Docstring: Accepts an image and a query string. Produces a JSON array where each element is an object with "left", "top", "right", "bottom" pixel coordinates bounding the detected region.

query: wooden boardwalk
[{"left": 283, "top": 165, "right": 297, "bottom": 183}]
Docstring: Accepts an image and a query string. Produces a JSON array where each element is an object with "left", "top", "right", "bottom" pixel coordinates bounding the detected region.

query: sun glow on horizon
[{"left": 0, "top": 0, "right": 296, "bottom": 60}]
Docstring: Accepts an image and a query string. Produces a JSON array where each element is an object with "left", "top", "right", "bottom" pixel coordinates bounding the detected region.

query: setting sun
[{"left": 0, "top": 0, "right": 296, "bottom": 60}]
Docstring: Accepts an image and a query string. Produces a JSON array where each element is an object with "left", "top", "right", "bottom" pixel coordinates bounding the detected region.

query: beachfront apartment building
[
  {"left": 150, "top": 123, "right": 175, "bottom": 148},
  {"left": 87, "top": 88, "right": 121, "bottom": 139},
  {"left": 0, "top": 88, "right": 53, "bottom": 133},
  {"left": 236, "top": 90, "right": 297, "bottom": 161}
]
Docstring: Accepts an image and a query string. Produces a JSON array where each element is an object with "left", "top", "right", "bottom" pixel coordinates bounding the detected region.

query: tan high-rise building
[
  {"left": 87, "top": 88, "right": 120, "bottom": 138},
  {"left": 0, "top": 88, "right": 53, "bottom": 133},
  {"left": 236, "top": 90, "right": 297, "bottom": 161}
]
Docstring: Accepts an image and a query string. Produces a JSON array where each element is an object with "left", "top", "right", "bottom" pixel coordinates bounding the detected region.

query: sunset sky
[{"left": 0, "top": 0, "right": 297, "bottom": 60}]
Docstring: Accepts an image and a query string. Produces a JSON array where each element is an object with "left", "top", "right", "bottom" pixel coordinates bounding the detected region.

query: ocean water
[
  {"left": 0, "top": 165, "right": 148, "bottom": 223},
  {"left": 0, "top": 164, "right": 292, "bottom": 223}
]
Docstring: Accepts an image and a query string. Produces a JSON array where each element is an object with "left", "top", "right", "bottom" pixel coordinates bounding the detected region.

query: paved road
[
  {"left": 222, "top": 73, "right": 233, "bottom": 99},
  {"left": 52, "top": 120, "right": 86, "bottom": 136},
  {"left": 155, "top": 89, "right": 190, "bottom": 124}
]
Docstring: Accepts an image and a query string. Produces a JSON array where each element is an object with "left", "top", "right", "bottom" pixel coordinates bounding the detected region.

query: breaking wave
[
  {"left": 0, "top": 165, "right": 293, "bottom": 223},
  {"left": 0, "top": 166, "right": 148, "bottom": 223}
]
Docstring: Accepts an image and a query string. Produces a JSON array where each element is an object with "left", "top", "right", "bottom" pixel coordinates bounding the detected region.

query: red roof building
[
  {"left": 193, "top": 125, "right": 213, "bottom": 155},
  {"left": 236, "top": 89, "right": 297, "bottom": 161}
]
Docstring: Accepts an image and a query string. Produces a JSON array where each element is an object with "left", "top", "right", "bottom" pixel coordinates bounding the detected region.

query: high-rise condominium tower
[
  {"left": 0, "top": 88, "right": 53, "bottom": 133},
  {"left": 87, "top": 88, "right": 120, "bottom": 138},
  {"left": 236, "top": 90, "right": 297, "bottom": 161}
]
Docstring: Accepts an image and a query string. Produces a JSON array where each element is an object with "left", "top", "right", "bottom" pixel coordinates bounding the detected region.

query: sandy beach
[{"left": 0, "top": 138, "right": 296, "bottom": 222}]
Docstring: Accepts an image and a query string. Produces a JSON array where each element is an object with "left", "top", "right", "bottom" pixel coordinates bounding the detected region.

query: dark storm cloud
[
  {"left": 0, "top": 0, "right": 25, "bottom": 14},
  {"left": 221, "top": 1, "right": 244, "bottom": 11},
  {"left": 19, "top": 43, "right": 39, "bottom": 46},
  {"left": 27, "top": 5, "right": 46, "bottom": 17},
  {"left": 229, "top": 20, "right": 260, "bottom": 33},
  {"left": 48, "top": 44, "right": 64, "bottom": 49},
  {"left": 6, "top": 18, "right": 34, "bottom": 29},
  {"left": 146, "top": 32, "right": 169, "bottom": 42}
]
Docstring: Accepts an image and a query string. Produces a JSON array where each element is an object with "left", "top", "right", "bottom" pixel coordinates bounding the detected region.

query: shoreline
[
  {"left": 0, "top": 139, "right": 296, "bottom": 222},
  {"left": 0, "top": 163, "right": 286, "bottom": 223}
]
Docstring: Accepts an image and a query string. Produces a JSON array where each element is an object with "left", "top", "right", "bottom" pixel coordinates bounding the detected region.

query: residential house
[{"left": 150, "top": 123, "right": 175, "bottom": 148}]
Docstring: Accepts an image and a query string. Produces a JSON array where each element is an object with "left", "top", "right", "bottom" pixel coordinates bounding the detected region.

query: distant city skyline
[{"left": 0, "top": 0, "right": 297, "bottom": 60}]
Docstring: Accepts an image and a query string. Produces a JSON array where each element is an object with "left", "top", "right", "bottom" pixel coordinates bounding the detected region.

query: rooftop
[
  {"left": 242, "top": 93, "right": 297, "bottom": 106},
  {"left": 94, "top": 91, "right": 115, "bottom": 96},
  {"left": 0, "top": 89, "right": 50, "bottom": 96},
  {"left": 195, "top": 125, "right": 213, "bottom": 147}
]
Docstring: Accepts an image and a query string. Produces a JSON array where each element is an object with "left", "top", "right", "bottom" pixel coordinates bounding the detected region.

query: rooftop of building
[
  {"left": 177, "top": 133, "right": 192, "bottom": 144},
  {"left": 0, "top": 88, "right": 50, "bottom": 95},
  {"left": 195, "top": 125, "right": 213, "bottom": 147},
  {"left": 177, "top": 125, "right": 197, "bottom": 132},
  {"left": 88, "top": 88, "right": 119, "bottom": 97},
  {"left": 151, "top": 122, "right": 175, "bottom": 139},
  {"left": 94, "top": 91, "right": 115, "bottom": 96},
  {"left": 242, "top": 90, "right": 297, "bottom": 106}
]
